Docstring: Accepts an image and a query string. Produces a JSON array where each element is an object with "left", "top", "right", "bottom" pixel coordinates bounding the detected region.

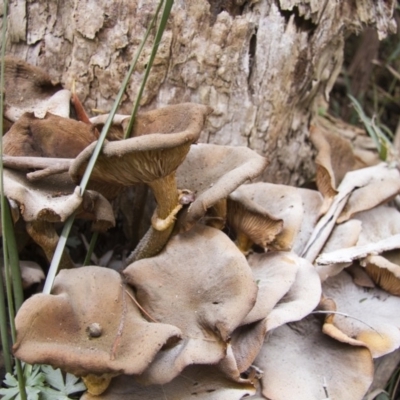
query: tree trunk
[{"left": 1, "top": 0, "right": 396, "bottom": 185}]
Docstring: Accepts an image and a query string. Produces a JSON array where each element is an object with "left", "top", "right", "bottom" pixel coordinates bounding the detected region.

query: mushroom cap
[
  {"left": 70, "top": 104, "right": 212, "bottom": 186},
  {"left": 81, "top": 365, "right": 255, "bottom": 400},
  {"left": 13, "top": 266, "right": 182, "bottom": 377},
  {"left": 175, "top": 144, "right": 268, "bottom": 230},
  {"left": 3, "top": 112, "right": 99, "bottom": 158},
  {"left": 254, "top": 314, "right": 373, "bottom": 400},
  {"left": 3, "top": 168, "right": 114, "bottom": 228},
  {"left": 310, "top": 122, "right": 357, "bottom": 214},
  {"left": 227, "top": 190, "right": 283, "bottom": 248},
  {"left": 322, "top": 271, "right": 400, "bottom": 357},
  {"left": 123, "top": 224, "right": 258, "bottom": 384},
  {"left": 4, "top": 56, "right": 70, "bottom": 122},
  {"left": 229, "top": 183, "right": 322, "bottom": 252}
]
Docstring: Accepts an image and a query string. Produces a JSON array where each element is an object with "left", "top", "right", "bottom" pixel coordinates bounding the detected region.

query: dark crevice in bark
[
  {"left": 206, "top": 0, "right": 248, "bottom": 25},
  {"left": 247, "top": 27, "right": 257, "bottom": 91},
  {"left": 279, "top": 6, "right": 317, "bottom": 36}
]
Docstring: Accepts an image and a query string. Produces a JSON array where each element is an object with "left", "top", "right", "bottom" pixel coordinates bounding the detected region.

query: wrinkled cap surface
[
  {"left": 70, "top": 104, "right": 212, "bottom": 187},
  {"left": 254, "top": 315, "right": 373, "bottom": 400},
  {"left": 175, "top": 144, "right": 268, "bottom": 230},
  {"left": 322, "top": 271, "right": 400, "bottom": 357},
  {"left": 4, "top": 56, "right": 70, "bottom": 122},
  {"left": 123, "top": 224, "right": 258, "bottom": 384},
  {"left": 13, "top": 267, "right": 182, "bottom": 377},
  {"left": 81, "top": 365, "right": 255, "bottom": 400},
  {"left": 3, "top": 169, "right": 114, "bottom": 228}
]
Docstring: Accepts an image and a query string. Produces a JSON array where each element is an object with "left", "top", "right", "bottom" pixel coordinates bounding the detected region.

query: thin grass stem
[
  {"left": 83, "top": 231, "right": 99, "bottom": 266},
  {"left": 124, "top": 0, "right": 174, "bottom": 139},
  {"left": 43, "top": 1, "right": 171, "bottom": 294}
]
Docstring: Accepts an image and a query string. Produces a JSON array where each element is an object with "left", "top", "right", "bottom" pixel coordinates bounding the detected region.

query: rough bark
[{"left": 0, "top": 0, "right": 396, "bottom": 185}]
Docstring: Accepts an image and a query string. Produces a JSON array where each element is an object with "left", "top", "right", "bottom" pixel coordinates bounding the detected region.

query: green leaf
[
  {"left": 64, "top": 372, "right": 86, "bottom": 394},
  {"left": 0, "top": 387, "right": 20, "bottom": 400},
  {"left": 3, "top": 372, "right": 18, "bottom": 387},
  {"left": 40, "top": 365, "right": 65, "bottom": 391}
]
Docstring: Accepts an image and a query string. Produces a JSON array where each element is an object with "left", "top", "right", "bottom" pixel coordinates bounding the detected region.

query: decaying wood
[{"left": 1, "top": 0, "right": 396, "bottom": 185}]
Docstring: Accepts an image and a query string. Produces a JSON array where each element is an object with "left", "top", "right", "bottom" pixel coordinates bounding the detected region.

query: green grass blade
[
  {"left": 83, "top": 231, "right": 99, "bottom": 266},
  {"left": 124, "top": 0, "right": 174, "bottom": 139},
  {"left": 0, "top": 266, "right": 12, "bottom": 373},
  {"left": 42, "top": 213, "right": 75, "bottom": 294},
  {"left": 43, "top": 1, "right": 171, "bottom": 294},
  {"left": 3, "top": 200, "right": 23, "bottom": 310},
  {"left": 0, "top": 9, "right": 12, "bottom": 375}
]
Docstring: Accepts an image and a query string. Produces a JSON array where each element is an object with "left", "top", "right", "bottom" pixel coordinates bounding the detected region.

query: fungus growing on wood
[
  {"left": 310, "top": 124, "right": 356, "bottom": 214},
  {"left": 81, "top": 365, "right": 256, "bottom": 400},
  {"left": 254, "top": 315, "right": 374, "bottom": 400},
  {"left": 123, "top": 224, "right": 257, "bottom": 385},
  {"left": 175, "top": 144, "right": 268, "bottom": 231},
  {"left": 2, "top": 168, "right": 115, "bottom": 269},
  {"left": 3, "top": 112, "right": 99, "bottom": 158},
  {"left": 228, "top": 183, "right": 319, "bottom": 252},
  {"left": 13, "top": 267, "right": 182, "bottom": 395},
  {"left": 4, "top": 56, "right": 70, "bottom": 124},
  {"left": 226, "top": 190, "right": 283, "bottom": 253},
  {"left": 322, "top": 271, "right": 400, "bottom": 357},
  {"left": 69, "top": 103, "right": 212, "bottom": 262},
  {"left": 222, "top": 251, "right": 321, "bottom": 376}
]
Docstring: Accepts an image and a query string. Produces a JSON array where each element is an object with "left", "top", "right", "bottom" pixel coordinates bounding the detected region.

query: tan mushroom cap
[
  {"left": 363, "top": 251, "right": 400, "bottom": 295},
  {"left": 123, "top": 224, "right": 258, "bottom": 384},
  {"left": 13, "top": 267, "right": 182, "bottom": 378},
  {"left": 254, "top": 315, "right": 373, "bottom": 400},
  {"left": 4, "top": 56, "right": 70, "bottom": 122},
  {"left": 175, "top": 144, "right": 268, "bottom": 230},
  {"left": 227, "top": 251, "right": 321, "bottom": 374},
  {"left": 322, "top": 271, "right": 400, "bottom": 357},
  {"left": 227, "top": 190, "right": 283, "bottom": 252},
  {"left": 3, "top": 112, "right": 99, "bottom": 158},
  {"left": 310, "top": 123, "right": 357, "bottom": 214},
  {"left": 69, "top": 103, "right": 212, "bottom": 187},
  {"left": 230, "top": 182, "right": 312, "bottom": 251},
  {"left": 81, "top": 365, "right": 255, "bottom": 400}
]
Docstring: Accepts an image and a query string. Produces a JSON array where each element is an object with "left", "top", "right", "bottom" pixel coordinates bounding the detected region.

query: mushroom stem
[
  {"left": 25, "top": 221, "right": 75, "bottom": 270},
  {"left": 127, "top": 173, "right": 180, "bottom": 263}
]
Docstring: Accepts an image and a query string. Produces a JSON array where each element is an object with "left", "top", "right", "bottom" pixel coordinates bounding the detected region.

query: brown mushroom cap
[
  {"left": 229, "top": 182, "right": 319, "bottom": 251},
  {"left": 3, "top": 112, "right": 99, "bottom": 158},
  {"left": 175, "top": 144, "right": 268, "bottom": 231},
  {"left": 310, "top": 123, "right": 357, "bottom": 214},
  {"left": 4, "top": 56, "right": 70, "bottom": 122},
  {"left": 69, "top": 103, "right": 212, "bottom": 187},
  {"left": 254, "top": 314, "right": 373, "bottom": 400},
  {"left": 81, "top": 365, "right": 256, "bottom": 400},
  {"left": 322, "top": 271, "right": 400, "bottom": 357},
  {"left": 123, "top": 224, "right": 258, "bottom": 384},
  {"left": 227, "top": 189, "right": 283, "bottom": 251},
  {"left": 13, "top": 267, "right": 182, "bottom": 377}
]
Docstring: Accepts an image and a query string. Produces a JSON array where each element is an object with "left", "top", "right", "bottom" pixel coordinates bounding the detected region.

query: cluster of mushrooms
[{"left": 2, "top": 56, "right": 400, "bottom": 399}]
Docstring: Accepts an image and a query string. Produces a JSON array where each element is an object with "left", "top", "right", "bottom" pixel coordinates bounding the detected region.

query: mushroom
[
  {"left": 69, "top": 103, "right": 212, "bottom": 262},
  {"left": 3, "top": 168, "right": 115, "bottom": 269},
  {"left": 175, "top": 143, "right": 268, "bottom": 231},
  {"left": 81, "top": 365, "right": 256, "bottom": 400},
  {"left": 322, "top": 271, "right": 400, "bottom": 357},
  {"left": 228, "top": 183, "right": 319, "bottom": 252},
  {"left": 226, "top": 189, "right": 283, "bottom": 253},
  {"left": 123, "top": 224, "right": 258, "bottom": 385},
  {"left": 3, "top": 112, "right": 99, "bottom": 158},
  {"left": 13, "top": 266, "right": 182, "bottom": 395},
  {"left": 4, "top": 56, "right": 70, "bottom": 124},
  {"left": 254, "top": 314, "right": 373, "bottom": 400},
  {"left": 310, "top": 123, "right": 357, "bottom": 215},
  {"left": 227, "top": 251, "right": 321, "bottom": 374}
]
